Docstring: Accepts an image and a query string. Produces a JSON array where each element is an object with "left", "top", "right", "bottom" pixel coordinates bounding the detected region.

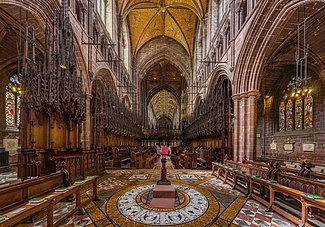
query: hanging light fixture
[{"left": 286, "top": 8, "right": 311, "bottom": 98}]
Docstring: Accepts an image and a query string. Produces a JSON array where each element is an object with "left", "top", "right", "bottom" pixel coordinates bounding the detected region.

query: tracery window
[
  {"left": 286, "top": 99, "right": 293, "bottom": 131},
  {"left": 304, "top": 93, "right": 313, "bottom": 128},
  {"left": 219, "top": 0, "right": 225, "bottom": 22},
  {"left": 279, "top": 92, "right": 313, "bottom": 132},
  {"left": 279, "top": 102, "right": 285, "bottom": 132},
  {"left": 295, "top": 96, "right": 303, "bottom": 129},
  {"left": 97, "top": 0, "right": 106, "bottom": 23},
  {"left": 5, "top": 74, "right": 21, "bottom": 129}
]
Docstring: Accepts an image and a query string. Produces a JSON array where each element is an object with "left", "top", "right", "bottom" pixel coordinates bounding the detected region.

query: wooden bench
[
  {"left": 249, "top": 177, "right": 325, "bottom": 227},
  {"left": 0, "top": 176, "right": 99, "bottom": 227},
  {"left": 212, "top": 159, "right": 325, "bottom": 226},
  {"left": 0, "top": 172, "right": 65, "bottom": 213},
  {"left": 112, "top": 147, "right": 130, "bottom": 167},
  {"left": 130, "top": 148, "right": 157, "bottom": 169}
]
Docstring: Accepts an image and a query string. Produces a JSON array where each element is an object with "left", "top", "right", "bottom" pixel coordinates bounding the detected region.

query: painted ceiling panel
[
  {"left": 167, "top": 8, "right": 196, "bottom": 53},
  {"left": 164, "top": 13, "right": 189, "bottom": 52},
  {"left": 120, "top": 0, "right": 207, "bottom": 55},
  {"left": 135, "top": 9, "right": 165, "bottom": 52},
  {"left": 128, "top": 8, "right": 160, "bottom": 52}
]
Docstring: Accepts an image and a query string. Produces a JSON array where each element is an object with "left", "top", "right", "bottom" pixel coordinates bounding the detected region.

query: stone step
[{"left": 149, "top": 197, "right": 175, "bottom": 209}]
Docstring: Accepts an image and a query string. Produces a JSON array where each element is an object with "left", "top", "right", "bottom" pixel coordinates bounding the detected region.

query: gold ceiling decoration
[
  {"left": 119, "top": 0, "right": 206, "bottom": 55},
  {"left": 150, "top": 89, "right": 179, "bottom": 120}
]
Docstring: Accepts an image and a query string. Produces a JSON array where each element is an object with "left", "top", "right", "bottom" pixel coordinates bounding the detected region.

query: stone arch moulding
[
  {"left": 138, "top": 55, "right": 191, "bottom": 83},
  {"left": 135, "top": 36, "right": 191, "bottom": 82},
  {"left": 234, "top": 0, "right": 325, "bottom": 95},
  {"left": 207, "top": 64, "right": 232, "bottom": 96},
  {"left": 91, "top": 68, "right": 118, "bottom": 97},
  {"left": 0, "top": 0, "right": 60, "bottom": 28},
  {"left": 73, "top": 36, "right": 90, "bottom": 94}
]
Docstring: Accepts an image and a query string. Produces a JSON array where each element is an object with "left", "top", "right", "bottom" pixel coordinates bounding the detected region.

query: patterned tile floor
[
  {"left": 233, "top": 200, "right": 296, "bottom": 227},
  {"left": 199, "top": 178, "right": 296, "bottom": 226},
  {"left": 4, "top": 158, "right": 298, "bottom": 227}
]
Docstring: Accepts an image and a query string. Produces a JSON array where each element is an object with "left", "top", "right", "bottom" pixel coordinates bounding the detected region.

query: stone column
[
  {"left": 246, "top": 90, "right": 260, "bottom": 160},
  {"left": 239, "top": 93, "right": 248, "bottom": 162},
  {"left": 82, "top": 94, "right": 92, "bottom": 150},
  {"left": 232, "top": 94, "right": 240, "bottom": 162}
]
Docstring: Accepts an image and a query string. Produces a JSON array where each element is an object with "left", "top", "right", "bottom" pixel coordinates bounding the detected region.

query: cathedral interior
[{"left": 0, "top": 0, "right": 325, "bottom": 226}]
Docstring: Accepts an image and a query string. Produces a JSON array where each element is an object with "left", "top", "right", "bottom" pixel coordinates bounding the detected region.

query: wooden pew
[
  {"left": 130, "top": 148, "right": 156, "bottom": 169},
  {"left": 0, "top": 172, "right": 65, "bottom": 213},
  {"left": 0, "top": 176, "right": 99, "bottom": 227},
  {"left": 250, "top": 177, "right": 325, "bottom": 227},
  {"left": 171, "top": 148, "right": 198, "bottom": 169},
  {"left": 213, "top": 159, "right": 325, "bottom": 226},
  {"left": 112, "top": 147, "right": 130, "bottom": 168},
  {"left": 198, "top": 147, "right": 215, "bottom": 169}
]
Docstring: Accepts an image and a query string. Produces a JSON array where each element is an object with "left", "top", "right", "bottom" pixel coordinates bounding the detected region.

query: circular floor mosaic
[{"left": 108, "top": 184, "right": 216, "bottom": 226}]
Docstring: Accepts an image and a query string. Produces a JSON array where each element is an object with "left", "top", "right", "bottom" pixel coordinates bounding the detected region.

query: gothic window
[
  {"left": 5, "top": 74, "right": 21, "bottom": 129},
  {"left": 219, "top": 0, "right": 225, "bottom": 22},
  {"left": 106, "top": 0, "right": 114, "bottom": 36},
  {"left": 295, "top": 96, "right": 303, "bottom": 129},
  {"left": 286, "top": 99, "right": 293, "bottom": 131},
  {"left": 279, "top": 92, "right": 313, "bottom": 132},
  {"left": 279, "top": 102, "right": 285, "bottom": 132},
  {"left": 75, "top": 1, "right": 86, "bottom": 27},
  {"left": 97, "top": 0, "right": 106, "bottom": 23},
  {"left": 304, "top": 93, "right": 313, "bottom": 128},
  {"left": 238, "top": 0, "right": 247, "bottom": 29},
  {"left": 122, "top": 23, "right": 130, "bottom": 72}
]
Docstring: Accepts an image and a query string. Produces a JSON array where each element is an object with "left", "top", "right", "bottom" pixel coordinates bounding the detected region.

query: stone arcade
[{"left": 0, "top": 0, "right": 324, "bottom": 226}]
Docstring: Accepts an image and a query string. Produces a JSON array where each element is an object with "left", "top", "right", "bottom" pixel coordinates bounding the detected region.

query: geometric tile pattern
[
  {"left": 13, "top": 156, "right": 298, "bottom": 227},
  {"left": 232, "top": 200, "right": 297, "bottom": 227}
]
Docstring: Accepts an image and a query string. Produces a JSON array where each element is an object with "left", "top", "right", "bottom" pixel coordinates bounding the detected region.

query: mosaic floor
[{"left": 12, "top": 157, "right": 297, "bottom": 227}]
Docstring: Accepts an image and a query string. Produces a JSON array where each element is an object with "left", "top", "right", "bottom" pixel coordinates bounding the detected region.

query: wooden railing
[
  {"left": 53, "top": 154, "right": 84, "bottom": 184},
  {"left": 84, "top": 150, "right": 96, "bottom": 171},
  {"left": 53, "top": 150, "right": 106, "bottom": 184},
  {"left": 18, "top": 148, "right": 107, "bottom": 181},
  {"left": 18, "top": 149, "right": 41, "bottom": 179}
]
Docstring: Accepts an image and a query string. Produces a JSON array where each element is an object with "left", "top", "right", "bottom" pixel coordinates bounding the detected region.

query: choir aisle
[{"left": 18, "top": 155, "right": 296, "bottom": 226}]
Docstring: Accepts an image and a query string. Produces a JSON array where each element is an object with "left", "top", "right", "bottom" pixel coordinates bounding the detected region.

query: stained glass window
[
  {"left": 5, "top": 74, "right": 21, "bottom": 129},
  {"left": 17, "top": 96, "right": 21, "bottom": 126},
  {"left": 295, "top": 96, "right": 303, "bottom": 129},
  {"left": 5, "top": 86, "right": 15, "bottom": 128},
  {"left": 304, "top": 93, "right": 313, "bottom": 128},
  {"left": 279, "top": 102, "right": 285, "bottom": 132},
  {"left": 286, "top": 99, "right": 293, "bottom": 131}
]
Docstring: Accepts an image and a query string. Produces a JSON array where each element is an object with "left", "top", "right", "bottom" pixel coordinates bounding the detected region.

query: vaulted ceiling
[
  {"left": 119, "top": 0, "right": 207, "bottom": 55},
  {"left": 149, "top": 89, "right": 178, "bottom": 120},
  {"left": 143, "top": 60, "right": 186, "bottom": 122}
]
